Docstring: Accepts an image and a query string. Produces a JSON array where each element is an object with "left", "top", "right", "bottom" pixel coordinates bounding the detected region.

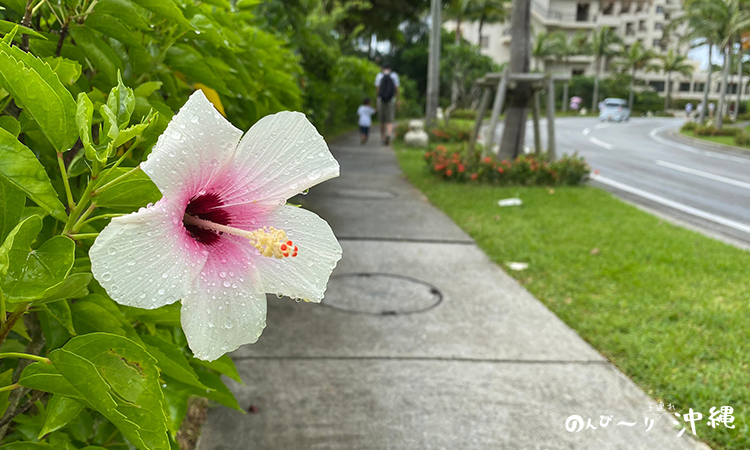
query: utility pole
[
  {"left": 498, "top": 0, "right": 532, "bottom": 159},
  {"left": 426, "top": 0, "right": 442, "bottom": 126}
]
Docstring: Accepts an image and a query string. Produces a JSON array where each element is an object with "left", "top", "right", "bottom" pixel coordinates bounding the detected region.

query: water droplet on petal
[{"left": 102, "top": 272, "right": 112, "bottom": 281}]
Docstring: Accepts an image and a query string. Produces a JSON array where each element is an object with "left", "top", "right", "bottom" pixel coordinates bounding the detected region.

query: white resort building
[{"left": 446, "top": 0, "right": 749, "bottom": 112}]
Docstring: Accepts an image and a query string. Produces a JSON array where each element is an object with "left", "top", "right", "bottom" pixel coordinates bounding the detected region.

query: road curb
[{"left": 667, "top": 129, "right": 750, "bottom": 158}]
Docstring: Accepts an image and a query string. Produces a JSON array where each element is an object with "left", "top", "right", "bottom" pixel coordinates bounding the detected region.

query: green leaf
[
  {"left": 67, "top": 25, "right": 123, "bottom": 86},
  {"left": 42, "top": 300, "right": 75, "bottom": 335},
  {"left": 120, "top": 303, "right": 181, "bottom": 326},
  {"left": 0, "top": 368, "right": 13, "bottom": 416},
  {"left": 141, "top": 335, "right": 208, "bottom": 390},
  {"left": 0, "top": 20, "right": 47, "bottom": 41},
  {"left": 75, "top": 92, "right": 105, "bottom": 163},
  {"left": 129, "top": 0, "right": 193, "bottom": 29},
  {"left": 37, "top": 272, "right": 91, "bottom": 304},
  {"left": 0, "top": 443, "right": 54, "bottom": 449},
  {"left": 134, "top": 81, "right": 162, "bottom": 98},
  {"left": 38, "top": 395, "right": 85, "bottom": 438},
  {"left": 42, "top": 57, "right": 82, "bottom": 85},
  {"left": 99, "top": 104, "right": 119, "bottom": 157},
  {"left": 49, "top": 333, "right": 171, "bottom": 450},
  {"left": 167, "top": 365, "right": 242, "bottom": 411},
  {"left": 0, "top": 42, "right": 78, "bottom": 152},
  {"left": 165, "top": 44, "right": 229, "bottom": 94},
  {"left": 74, "top": 294, "right": 143, "bottom": 344},
  {"left": 18, "top": 362, "right": 83, "bottom": 399},
  {"left": 190, "top": 354, "right": 242, "bottom": 383},
  {"left": 70, "top": 302, "right": 127, "bottom": 337},
  {"left": 0, "top": 128, "right": 68, "bottom": 222},
  {"left": 107, "top": 72, "right": 135, "bottom": 128},
  {"left": 1, "top": 235, "right": 76, "bottom": 302},
  {"left": 0, "top": 215, "right": 42, "bottom": 277},
  {"left": 92, "top": 0, "right": 152, "bottom": 31},
  {"left": 94, "top": 167, "right": 161, "bottom": 209},
  {"left": 0, "top": 116, "right": 21, "bottom": 137},
  {"left": 0, "top": 176, "right": 25, "bottom": 243},
  {"left": 86, "top": 13, "right": 144, "bottom": 48}
]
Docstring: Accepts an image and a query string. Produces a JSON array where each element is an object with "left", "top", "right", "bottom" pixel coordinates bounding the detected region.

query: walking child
[{"left": 357, "top": 97, "right": 376, "bottom": 144}]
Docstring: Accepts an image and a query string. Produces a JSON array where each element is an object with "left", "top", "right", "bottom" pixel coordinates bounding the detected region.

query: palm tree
[
  {"left": 551, "top": 31, "right": 588, "bottom": 111},
  {"left": 532, "top": 30, "right": 558, "bottom": 72},
  {"left": 613, "top": 41, "right": 659, "bottom": 109},
  {"left": 660, "top": 49, "right": 694, "bottom": 110},
  {"left": 470, "top": 0, "right": 508, "bottom": 42},
  {"left": 589, "top": 27, "right": 622, "bottom": 111}
]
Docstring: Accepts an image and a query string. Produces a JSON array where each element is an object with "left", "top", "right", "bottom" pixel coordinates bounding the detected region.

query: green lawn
[
  {"left": 395, "top": 145, "right": 749, "bottom": 449},
  {"left": 680, "top": 128, "right": 750, "bottom": 150}
]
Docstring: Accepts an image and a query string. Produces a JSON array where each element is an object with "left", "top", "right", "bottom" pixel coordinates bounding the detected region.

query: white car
[{"left": 599, "top": 98, "right": 631, "bottom": 122}]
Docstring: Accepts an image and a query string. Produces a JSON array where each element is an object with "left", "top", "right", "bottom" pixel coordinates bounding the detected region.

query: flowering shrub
[
  {"left": 427, "top": 120, "right": 474, "bottom": 143},
  {"left": 681, "top": 121, "right": 698, "bottom": 132},
  {"left": 424, "top": 145, "right": 590, "bottom": 186},
  {"left": 693, "top": 125, "right": 741, "bottom": 137},
  {"left": 450, "top": 109, "right": 477, "bottom": 120},
  {"left": 0, "top": 1, "right": 340, "bottom": 447}
]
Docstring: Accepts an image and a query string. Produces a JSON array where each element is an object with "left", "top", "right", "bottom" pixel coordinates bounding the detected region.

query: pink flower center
[{"left": 184, "top": 192, "right": 230, "bottom": 245}]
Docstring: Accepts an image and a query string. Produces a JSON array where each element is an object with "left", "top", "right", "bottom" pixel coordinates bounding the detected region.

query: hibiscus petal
[
  {"left": 218, "top": 111, "right": 339, "bottom": 206},
  {"left": 180, "top": 237, "right": 267, "bottom": 361},
  {"left": 249, "top": 205, "right": 342, "bottom": 303},
  {"left": 90, "top": 200, "right": 208, "bottom": 309},
  {"left": 142, "top": 90, "right": 243, "bottom": 199}
]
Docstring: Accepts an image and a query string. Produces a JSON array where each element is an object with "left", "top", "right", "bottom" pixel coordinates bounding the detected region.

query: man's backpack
[{"left": 379, "top": 73, "right": 396, "bottom": 102}]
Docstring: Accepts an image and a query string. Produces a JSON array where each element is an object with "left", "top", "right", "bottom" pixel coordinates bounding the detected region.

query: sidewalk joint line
[
  {"left": 337, "top": 236, "right": 475, "bottom": 245},
  {"left": 230, "top": 355, "right": 609, "bottom": 365}
]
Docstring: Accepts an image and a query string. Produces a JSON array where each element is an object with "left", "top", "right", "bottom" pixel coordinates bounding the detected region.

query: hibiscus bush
[
  {"left": 427, "top": 120, "right": 474, "bottom": 143},
  {"left": 424, "top": 145, "right": 591, "bottom": 186},
  {"left": 0, "top": 1, "right": 341, "bottom": 449}
]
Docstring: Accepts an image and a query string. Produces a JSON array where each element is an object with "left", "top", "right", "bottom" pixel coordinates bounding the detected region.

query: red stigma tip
[
  {"left": 286, "top": 240, "right": 293, "bottom": 246},
  {"left": 280, "top": 244, "right": 287, "bottom": 251}
]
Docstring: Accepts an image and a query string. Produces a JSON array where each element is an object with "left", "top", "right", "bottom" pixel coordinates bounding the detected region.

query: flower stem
[
  {"left": 63, "top": 180, "right": 96, "bottom": 234},
  {"left": 69, "top": 233, "right": 99, "bottom": 240},
  {"left": 0, "top": 384, "right": 19, "bottom": 394},
  {"left": 57, "top": 152, "right": 75, "bottom": 212},
  {"left": 71, "top": 204, "right": 97, "bottom": 233},
  {"left": 0, "top": 290, "right": 5, "bottom": 325},
  {"left": 77, "top": 213, "right": 123, "bottom": 228},
  {"left": 0, "top": 353, "right": 51, "bottom": 364}
]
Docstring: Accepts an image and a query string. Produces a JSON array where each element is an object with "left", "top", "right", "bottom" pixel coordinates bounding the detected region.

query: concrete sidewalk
[{"left": 198, "top": 130, "right": 709, "bottom": 450}]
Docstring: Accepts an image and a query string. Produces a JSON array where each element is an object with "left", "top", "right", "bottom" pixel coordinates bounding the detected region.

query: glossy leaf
[
  {"left": 0, "top": 443, "right": 54, "bottom": 449},
  {"left": 68, "top": 25, "right": 123, "bottom": 87},
  {"left": 0, "top": 42, "right": 78, "bottom": 152},
  {"left": 49, "top": 333, "right": 171, "bottom": 450},
  {"left": 0, "top": 215, "right": 42, "bottom": 277},
  {"left": 0, "top": 116, "right": 21, "bottom": 137},
  {"left": 42, "top": 57, "right": 82, "bottom": 85},
  {"left": 18, "top": 362, "right": 83, "bottom": 399},
  {"left": 107, "top": 73, "right": 135, "bottom": 128},
  {"left": 190, "top": 354, "right": 242, "bottom": 383},
  {"left": 141, "top": 335, "right": 208, "bottom": 390},
  {"left": 1, "top": 235, "right": 76, "bottom": 302},
  {"left": 0, "top": 368, "right": 13, "bottom": 416},
  {"left": 0, "top": 128, "right": 68, "bottom": 222},
  {"left": 0, "top": 177, "right": 25, "bottom": 243},
  {"left": 38, "top": 395, "right": 85, "bottom": 438},
  {"left": 94, "top": 167, "right": 161, "bottom": 209},
  {"left": 37, "top": 272, "right": 92, "bottom": 304},
  {"left": 129, "top": 0, "right": 193, "bottom": 29},
  {"left": 165, "top": 44, "right": 229, "bottom": 94},
  {"left": 0, "top": 20, "right": 48, "bottom": 41}
]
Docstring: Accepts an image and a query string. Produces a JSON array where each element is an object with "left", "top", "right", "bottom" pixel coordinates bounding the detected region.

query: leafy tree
[
  {"left": 613, "top": 41, "right": 659, "bottom": 109},
  {"left": 550, "top": 31, "right": 588, "bottom": 110},
  {"left": 660, "top": 49, "right": 694, "bottom": 110},
  {"left": 441, "top": 41, "right": 502, "bottom": 108},
  {"left": 531, "top": 30, "right": 557, "bottom": 72},
  {"left": 470, "top": 0, "right": 508, "bottom": 42},
  {"left": 588, "top": 26, "right": 622, "bottom": 111}
]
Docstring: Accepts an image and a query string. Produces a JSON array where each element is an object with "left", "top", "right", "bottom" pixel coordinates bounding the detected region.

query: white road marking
[
  {"left": 590, "top": 173, "right": 750, "bottom": 234},
  {"left": 656, "top": 160, "right": 750, "bottom": 191},
  {"left": 589, "top": 137, "right": 614, "bottom": 150},
  {"left": 583, "top": 127, "right": 591, "bottom": 136},
  {"left": 594, "top": 123, "right": 610, "bottom": 130},
  {"left": 649, "top": 124, "right": 750, "bottom": 165}
]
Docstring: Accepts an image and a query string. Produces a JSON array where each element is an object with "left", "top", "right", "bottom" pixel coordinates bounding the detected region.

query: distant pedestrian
[
  {"left": 357, "top": 97, "right": 376, "bottom": 145},
  {"left": 375, "top": 63, "right": 400, "bottom": 145},
  {"left": 709, "top": 102, "right": 716, "bottom": 118},
  {"left": 685, "top": 102, "right": 693, "bottom": 119}
]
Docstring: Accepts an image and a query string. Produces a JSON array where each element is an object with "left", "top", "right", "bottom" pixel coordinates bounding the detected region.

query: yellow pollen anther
[{"left": 249, "top": 227, "right": 298, "bottom": 259}]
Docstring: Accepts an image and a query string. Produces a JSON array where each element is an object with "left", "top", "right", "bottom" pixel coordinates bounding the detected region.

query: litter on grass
[
  {"left": 498, "top": 198, "right": 523, "bottom": 207},
  {"left": 507, "top": 262, "right": 529, "bottom": 271}
]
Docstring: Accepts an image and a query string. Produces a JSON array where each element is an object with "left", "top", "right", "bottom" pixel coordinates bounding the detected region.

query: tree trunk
[
  {"left": 592, "top": 58, "right": 600, "bottom": 111},
  {"left": 498, "top": 0, "right": 532, "bottom": 160},
  {"left": 664, "top": 73, "right": 670, "bottom": 111},
  {"left": 425, "top": 0, "right": 441, "bottom": 125},
  {"left": 562, "top": 82, "right": 569, "bottom": 112},
  {"left": 699, "top": 45, "right": 713, "bottom": 124},
  {"left": 717, "top": 45, "right": 731, "bottom": 129},
  {"left": 736, "top": 47, "right": 743, "bottom": 120},
  {"left": 478, "top": 18, "right": 485, "bottom": 43},
  {"left": 449, "top": 15, "right": 462, "bottom": 115},
  {"left": 629, "top": 67, "right": 635, "bottom": 109}
]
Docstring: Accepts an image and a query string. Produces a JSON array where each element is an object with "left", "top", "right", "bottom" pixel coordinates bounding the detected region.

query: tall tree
[
  {"left": 531, "top": 30, "right": 557, "bottom": 72},
  {"left": 551, "top": 31, "right": 588, "bottom": 111},
  {"left": 588, "top": 27, "right": 622, "bottom": 111},
  {"left": 471, "top": 0, "right": 508, "bottom": 41},
  {"left": 445, "top": 0, "right": 476, "bottom": 112},
  {"left": 660, "top": 49, "right": 694, "bottom": 110},
  {"left": 613, "top": 41, "right": 659, "bottom": 109}
]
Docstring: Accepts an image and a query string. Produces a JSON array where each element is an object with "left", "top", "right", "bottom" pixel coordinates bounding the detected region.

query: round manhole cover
[
  {"left": 333, "top": 188, "right": 398, "bottom": 200},
  {"left": 323, "top": 273, "right": 442, "bottom": 315}
]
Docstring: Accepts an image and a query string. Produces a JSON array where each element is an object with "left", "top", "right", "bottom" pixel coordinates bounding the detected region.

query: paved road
[{"left": 496, "top": 117, "right": 750, "bottom": 247}]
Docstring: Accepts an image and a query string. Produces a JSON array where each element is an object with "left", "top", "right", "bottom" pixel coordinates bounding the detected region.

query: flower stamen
[{"left": 183, "top": 214, "right": 298, "bottom": 259}]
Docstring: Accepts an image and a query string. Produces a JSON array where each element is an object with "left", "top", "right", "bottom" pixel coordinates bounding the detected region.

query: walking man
[{"left": 375, "top": 63, "right": 400, "bottom": 145}]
